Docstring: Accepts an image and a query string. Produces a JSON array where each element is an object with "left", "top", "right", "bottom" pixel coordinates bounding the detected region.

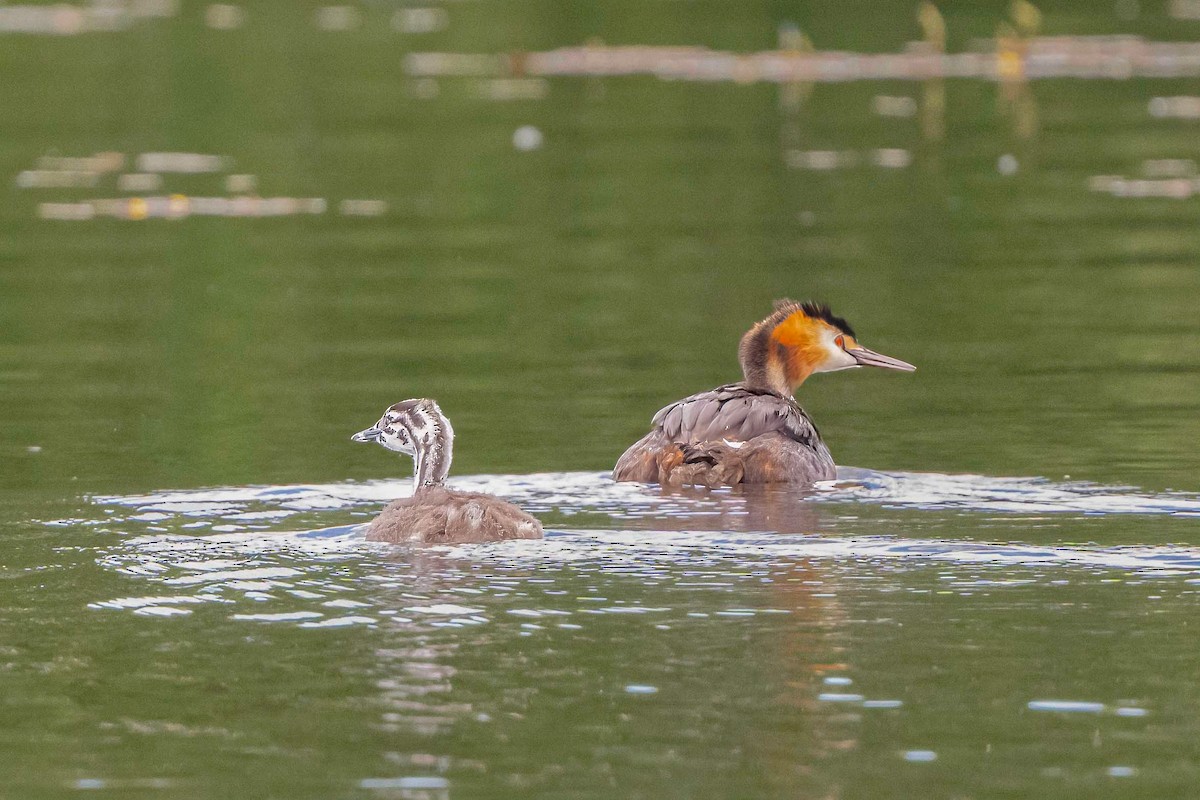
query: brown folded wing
[{"left": 613, "top": 383, "right": 834, "bottom": 486}]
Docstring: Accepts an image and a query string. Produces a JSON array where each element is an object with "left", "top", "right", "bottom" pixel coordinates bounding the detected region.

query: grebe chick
[
  {"left": 613, "top": 299, "right": 915, "bottom": 487},
  {"left": 351, "top": 398, "right": 543, "bottom": 544}
]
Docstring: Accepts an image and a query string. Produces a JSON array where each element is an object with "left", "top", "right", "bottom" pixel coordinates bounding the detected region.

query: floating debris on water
[
  {"left": 787, "top": 149, "right": 912, "bottom": 171},
  {"left": 18, "top": 151, "right": 384, "bottom": 221},
  {"left": 1141, "top": 158, "right": 1195, "bottom": 177},
  {"left": 0, "top": 0, "right": 176, "bottom": 36},
  {"left": 406, "top": 36, "right": 1200, "bottom": 84},
  {"left": 903, "top": 750, "right": 938, "bottom": 763},
  {"left": 39, "top": 195, "right": 328, "bottom": 221},
  {"left": 314, "top": 5, "right": 360, "bottom": 32},
  {"left": 136, "top": 152, "right": 227, "bottom": 173},
  {"left": 16, "top": 170, "right": 99, "bottom": 189},
  {"left": 1088, "top": 175, "right": 1197, "bottom": 199},
  {"left": 116, "top": 173, "right": 162, "bottom": 192},
  {"left": 204, "top": 3, "right": 244, "bottom": 30},
  {"left": 1149, "top": 95, "right": 1200, "bottom": 118},
  {"left": 392, "top": 7, "right": 448, "bottom": 34}
]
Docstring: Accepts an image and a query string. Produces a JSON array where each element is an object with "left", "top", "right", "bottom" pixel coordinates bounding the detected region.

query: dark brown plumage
[
  {"left": 352, "top": 398, "right": 544, "bottom": 544},
  {"left": 613, "top": 384, "right": 835, "bottom": 487}
]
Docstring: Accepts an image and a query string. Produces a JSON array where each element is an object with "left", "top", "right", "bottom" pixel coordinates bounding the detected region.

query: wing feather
[{"left": 647, "top": 383, "right": 817, "bottom": 446}]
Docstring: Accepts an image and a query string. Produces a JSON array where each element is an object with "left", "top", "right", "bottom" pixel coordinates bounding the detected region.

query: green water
[{"left": 3, "top": 2, "right": 1200, "bottom": 798}]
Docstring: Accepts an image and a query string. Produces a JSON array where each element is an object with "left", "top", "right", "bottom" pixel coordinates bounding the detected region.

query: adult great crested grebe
[
  {"left": 613, "top": 299, "right": 915, "bottom": 487},
  {"left": 351, "top": 398, "right": 543, "bottom": 544}
]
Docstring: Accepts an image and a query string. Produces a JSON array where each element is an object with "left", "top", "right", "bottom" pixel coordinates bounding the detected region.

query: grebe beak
[
  {"left": 351, "top": 425, "right": 384, "bottom": 443},
  {"left": 849, "top": 345, "right": 916, "bottom": 372}
]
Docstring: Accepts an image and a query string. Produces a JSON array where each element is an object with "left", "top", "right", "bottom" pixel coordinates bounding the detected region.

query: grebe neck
[
  {"left": 738, "top": 326, "right": 792, "bottom": 396},
  {"left": 410, "top": 408, "right": 454, "bottom": 493}
]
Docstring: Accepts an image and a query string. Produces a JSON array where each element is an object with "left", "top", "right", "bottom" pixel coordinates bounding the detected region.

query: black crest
[{"left": 773, "top": 298, "right": 856, "bottom": 338}]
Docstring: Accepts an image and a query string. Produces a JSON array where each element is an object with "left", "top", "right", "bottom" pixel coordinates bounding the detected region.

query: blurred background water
[{"left": 3, "top": 1, "right": 1200, "bottom": 797}]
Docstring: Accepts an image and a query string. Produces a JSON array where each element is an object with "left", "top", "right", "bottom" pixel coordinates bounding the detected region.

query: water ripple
[
  {"left": 92, "top": 469, "right": 1200, "bottom": 529},
  {"left": 71, "top": 469, "right": 1200, "bottom": 626}
]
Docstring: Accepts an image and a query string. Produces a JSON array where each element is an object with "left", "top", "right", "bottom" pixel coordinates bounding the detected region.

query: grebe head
[
  {"left": 739, "top": 299, "right": 915, "bottom": 395},
  {"left": 352, "top": 398, "right": 455, "bottom": 489}
]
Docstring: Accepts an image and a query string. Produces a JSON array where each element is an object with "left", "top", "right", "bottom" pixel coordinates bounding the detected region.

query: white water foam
[{"left": 92, "top": 469, "right": 1200, "bottom": 527}]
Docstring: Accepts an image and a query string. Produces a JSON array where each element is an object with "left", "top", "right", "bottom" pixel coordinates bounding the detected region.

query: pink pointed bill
[{"left": 849, "top": 346, "right": 916, "bottom": 372}]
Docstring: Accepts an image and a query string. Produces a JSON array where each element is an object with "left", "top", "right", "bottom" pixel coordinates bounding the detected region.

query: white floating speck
[
  {"left": 513, "top": 125, "right": 543, "bottom": 151},
  {"left": 863, "top": 699, "right": 904, "bottom": 709},
  {"left": 1028, "top": 700, "right": 1105, "bottom": 713},
  {"left": 1115, "top": 707, "right": 1148, "bottom": 717},
  {"left": 359, "top": 777, "right": 449, "bottom": 790},
  {"left": 1107, "top": 766, "right": 1137, "bottom": 777},
  {"left": 624, "top": 684, "right": 658, "bottom": 694},
  {"left": 997, "top": 153, "right": 1019, "bottom": 176},
  {"left": 903, "top": 750, "right": 937, "bottom": 762},
  {"left": 818, "top": 693, "right": 864, "bottom": 703}
]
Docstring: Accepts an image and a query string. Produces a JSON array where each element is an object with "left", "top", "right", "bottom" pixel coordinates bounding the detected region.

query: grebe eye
[{"left": 835, "top": 335, "right": 845, "bottom": 349}]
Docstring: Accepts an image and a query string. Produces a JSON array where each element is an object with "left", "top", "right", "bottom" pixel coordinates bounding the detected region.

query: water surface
[{"left": 3, "top": 2, "right": 1200, "bottom": 797}]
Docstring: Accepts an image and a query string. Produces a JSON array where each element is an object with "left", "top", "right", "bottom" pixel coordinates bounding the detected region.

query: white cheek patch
[
  {"left": 380, "top": 431, "right": 414, "bottom": 454},
  {"left": 815, "top": 335, "right": 858, "bottom": 373}
]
